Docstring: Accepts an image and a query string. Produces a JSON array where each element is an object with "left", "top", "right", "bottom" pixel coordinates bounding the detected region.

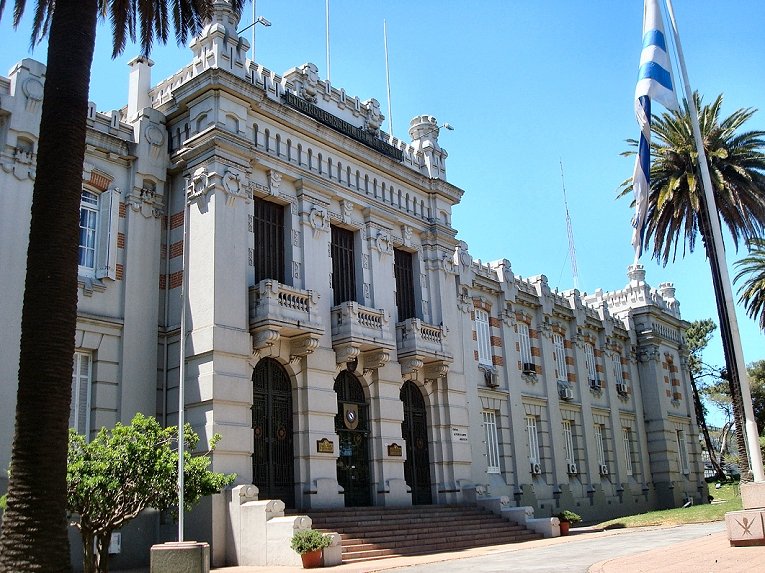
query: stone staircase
[{"left": 301, "top": 504, "right": 544, "bottom": 563}]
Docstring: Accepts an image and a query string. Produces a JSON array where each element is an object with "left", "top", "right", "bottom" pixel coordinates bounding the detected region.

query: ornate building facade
[{"left": 0, "top": 2, "right": 704, "bottom": 568}]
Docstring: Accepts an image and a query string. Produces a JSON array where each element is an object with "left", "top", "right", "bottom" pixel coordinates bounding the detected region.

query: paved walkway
[{"left": 208, "top": 522, "right": 764, "bottom": 573}]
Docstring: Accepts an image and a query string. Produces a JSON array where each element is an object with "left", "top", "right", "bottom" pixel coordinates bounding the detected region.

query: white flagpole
[
  {"left": 384, "top": 19, "right": 394, "bottom": 139},
  {"left": 325, "top": 0, "right": 331, "bottom": 82},
  {"left": 664, "top": 0, "right": 764, "bottom": 482},
  {"left": 177, "top": 188, "right": 190, "bottom": 539}
]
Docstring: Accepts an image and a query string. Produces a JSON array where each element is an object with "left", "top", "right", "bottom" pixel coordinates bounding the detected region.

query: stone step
[{"left": 297, "top": 504, "right": 543, "bottom": 564}]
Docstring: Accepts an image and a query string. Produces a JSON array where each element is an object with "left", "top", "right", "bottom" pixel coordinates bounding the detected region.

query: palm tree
[
  {"left": 619, "top": 92, "right": 765, "bottom": 479},
  {"left": 735, "top": 237, "right": 765, "bottom": 331},
  {"left": 0, "top": 1, "right": 242, "bottom": 571}
]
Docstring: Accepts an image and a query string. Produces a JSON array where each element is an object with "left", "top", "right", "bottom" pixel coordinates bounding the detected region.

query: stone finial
[
  {"left": 408, "top": 115, "right": 441, "bottom": 144},
  {"left": 658, "top": 282, "right": 676, "bottom": 300}
]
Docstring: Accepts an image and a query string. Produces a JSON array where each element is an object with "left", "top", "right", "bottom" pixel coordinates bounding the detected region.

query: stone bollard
[{"left": 150, "top": 541, "right": 210, "bottom": 573}]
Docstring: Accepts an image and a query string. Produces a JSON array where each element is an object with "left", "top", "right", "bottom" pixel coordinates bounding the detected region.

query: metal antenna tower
[{"left": 560, "top": 160, "right": 580, "bottom": 291}]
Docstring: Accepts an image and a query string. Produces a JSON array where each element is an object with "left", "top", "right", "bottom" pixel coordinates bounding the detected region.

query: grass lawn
[{"left": 594, "top": 482, "right": 742, "bottom": 529}]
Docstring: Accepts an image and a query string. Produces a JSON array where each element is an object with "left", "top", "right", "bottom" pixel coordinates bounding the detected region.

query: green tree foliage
[
  {"left": 0, "top": 3, "right": 242, "bottom": 571},
  {"left": 67, "top": 414, "right": 235, "bottom": 573},
  {"left": 746, "top": 360, "right": 765, "bottom": 433},
  {"left": 735, "top": 237, "right": 765, "bottom": 331}
]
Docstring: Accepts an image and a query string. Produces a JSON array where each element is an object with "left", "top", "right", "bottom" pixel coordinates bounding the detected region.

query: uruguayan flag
[{"left": 631, "top": 0, "right": 679, "bottom": 260}]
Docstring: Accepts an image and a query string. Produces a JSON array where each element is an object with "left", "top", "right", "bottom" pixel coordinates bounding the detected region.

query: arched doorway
[
  {"left": 335, "top": 370, "right": 371, "bottom": 507},
  {"left": 252, "top": 358, "right": 295, "bottom": 508},
  {"left": 401, "top": 380, "right": 432, "bottom": 505}
]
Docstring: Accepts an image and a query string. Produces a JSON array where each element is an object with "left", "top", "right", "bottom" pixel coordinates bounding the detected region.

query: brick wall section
[
  {"left": 474, "top": 350, "right": 479, "bottom": 362},
  {"left": 529, "top": 329, "right": 539, "bottom": 339},
  {"left": 594, "top": 349, "right": 603, "bottom": 358},
  {"left": 169, "top": 270, "right": 183, "bottom": 289},
  {"left": 169, "top": 240, "right": 183, "bottom": 259},
  {"left": 489, "top": 317, "right": 501, "bottom": 328},
  {"left": 117, "top": 232, "right": 125, "bottom": 249},
  {"left": 564, "top": 340, "right": 573, "bottom": 350},
  {"left": 666, "top": 389, "right": 672, "bottom": 397},
  {"left": 170, "top": 211, "right": 184, "bottom": 230},
  {"left": 116, "top": 264, "right": 124, "bottom": 280},
  {"left": 492, "top": 355, "right": 504, "bottom": 367},
  {"left": 159, "top": 274, "right": 167, "bottom": 290},
  {"left": 531, "top": 346, "right": 541, "bottom": 357},
  {"left": 567, "top": 373, "right": 577, "bottom": 383},
  {"left": 160, "top": 244, "right": 167, "bottom": 259},
  {"left": 490, "top": 335, "right": 502, "bottom": 348},
  {"left": 596, "top": 364, "right": 604, "bottom": 373},
  {"left": 565, "top": 356, "right": 575, "bottom": 366}
]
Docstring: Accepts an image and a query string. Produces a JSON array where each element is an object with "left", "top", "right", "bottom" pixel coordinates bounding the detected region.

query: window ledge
[{"left": 78, "top": 275, "right": 107, "bottom": 297}]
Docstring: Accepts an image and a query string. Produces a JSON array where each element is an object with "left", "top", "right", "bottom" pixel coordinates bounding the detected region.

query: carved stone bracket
[
  {"left": 308, "top": 206, "right": 330, "bottom": 236},
  {"left": 222, "top": 169, "right": 251, "bottom": 206},
  {"left": 252, "top": 326, "right": 281, "bottom": 351},
  {"left": 268, "top": 170, "right": 282, "bottom": 195},
  {"left": 128, "top": 184, "right": 164, "bottom": 218},
  {"left": 424, "top": 362, "right": 449, "bottom": 384},
  {"left": 401, "top": 225, "right": 413, "bottom": 248},
  {"left": 340, "top": 199, "right": 354, "bottom": 224},
  {"left": 638, "top": 344, "right": 661, "bottom": 364},
  {"left": 400, "top": 357, "right": 424, "bottom": 381},
  {"left": 186, "top": 166, "right": 212, "bottom": 204},
  {"left": 289, "top": 334, "right": 320, "bottom": 363},
  {"left": 334, "top": 342, "right": 361, "bottom": 369},
  {"left": 375, "top": 232, "right": 393, "bottom": 256},
  {"left": 361, "top": 350, "right": 390, "bottom": 376}
]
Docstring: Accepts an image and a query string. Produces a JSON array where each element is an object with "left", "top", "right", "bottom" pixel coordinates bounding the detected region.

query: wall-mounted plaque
[
  {"left": 316, "top": 438, "right": 334, "bottom": 454},
  {"left": 387, "top": 443, "right": 403, "bottom": 457}
]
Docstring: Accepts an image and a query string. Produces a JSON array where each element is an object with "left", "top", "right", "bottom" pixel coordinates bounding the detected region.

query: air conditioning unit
[
  {"left": 530, "top": 462, "right": 542, "bottom": 475},
  {"left": 599, "top": 464, "right": 609, "bottom": 476},
  {"left": 522, "top": 362, "right": 536, "bottom": 374},
  {"left": 481, "top": 365, "right": 499, "bottom": 388},
  {"left": 589, "top": 377, "right": 601, "bottom": 390},
  {"left": 616, "top": 383, "right": 629, "bottom": 396},
  {"left": 567, "top": 462, "right": 578, "bottom": 475},
  {"left": 558, "top": 385, "right": 574, "bottom": 401}
]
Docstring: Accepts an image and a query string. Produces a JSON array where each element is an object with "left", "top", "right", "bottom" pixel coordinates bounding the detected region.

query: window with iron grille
[
  {"left": 331, "top": 225, "right": 356, "bottom": 306},
  {"left": 518, "top": 323, "right": 532, "bottom": 366},
  {"left": 475, "top": 309, "right": 492, "bottom": 366},
  {"left": 526, "top": 415, "right": 540, "bottom": 463},
  {"left": 676, "top": 429, "right": 689, "bottom": 474},
  {"left": 563, "top": 420, "right": 575, "bottom": 463},
  {"left": 553, "top": 333, "right": 567, "bottom": 380},
  {"left": 613, "top": 354, "right": 626, "bottom": 386},
  {"left": 623, "top": 427, "right": 634, "bottom": 476},
  {"left": 585, "top": 343, "right": 597, "bottom": 382},
  {"left": 71, "top": 351, "right": 92, "bottom": 437},
  {"left": 482, "top": 410, "right": 501, "bottom": 474},
  {"left": 595, "top": 424, "right": 607, "bottom": 467},
  {"left": 394, "top": 248, "right": 416, "bottom": 321},
  {"left": 253, "top": 198, "right": 285, "bottom": 283}
]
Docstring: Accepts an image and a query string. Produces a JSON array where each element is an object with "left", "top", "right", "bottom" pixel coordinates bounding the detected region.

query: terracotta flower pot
[
  {"left": 301, "top": 548, "right": 323, "bottom": 569},
  {"left": 559, "top": 521, "right": 570, "bottom": 536}
]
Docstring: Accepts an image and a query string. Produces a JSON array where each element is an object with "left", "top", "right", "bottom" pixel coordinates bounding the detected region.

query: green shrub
[
  {"left": 290, "top": 529, "right": 332, "bottom": 555},
  {"left": 557, "top": 510, "right": 582, "bottom": 524}
]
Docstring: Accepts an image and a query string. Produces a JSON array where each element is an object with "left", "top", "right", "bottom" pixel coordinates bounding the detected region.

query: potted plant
[
  {"left": 557, "top": 510, "right": 582, "bottom": 536},
  {"left": 290, "top": 528, "right": 333, "bottom": 569}
]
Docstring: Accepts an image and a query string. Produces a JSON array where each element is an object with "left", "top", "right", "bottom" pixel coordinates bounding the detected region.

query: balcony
[
  {"left": 396, "top": 318, "right": 452, "bottom": 381},
  {"left": 249, "top": 280, "right": 324, "bottom": 351},
  {"left": 330, "top": 302, "right": 395, "bottom": 367}
]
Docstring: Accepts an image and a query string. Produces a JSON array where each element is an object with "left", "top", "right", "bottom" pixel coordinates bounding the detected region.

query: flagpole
[
  {"left": 384, "top": 19, "right": 394, "bottom": 140},
  {"left": 664, "top": 0, "right": 764, "bottom": 482},
  {"left": 325, "top": 0, "right": 331, "bottom": 82}
]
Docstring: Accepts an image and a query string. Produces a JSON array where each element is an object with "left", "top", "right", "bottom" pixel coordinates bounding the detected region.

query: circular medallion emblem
[
  {"left": 416, "top": 437, "right": 425, "bottom": 450},
  {"left": 277, "top": 426, "right": 287, "bottom": 440},
  {"left": 253, "top": 426, "right": 263, "bottom": 439},
  {"left": 345, "top": 409, "right": 357, "bottom": 424}
]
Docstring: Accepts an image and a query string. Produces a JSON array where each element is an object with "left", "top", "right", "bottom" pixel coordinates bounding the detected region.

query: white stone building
[{"left": 0, "top": 2, "right": 704, "bottom": 569}]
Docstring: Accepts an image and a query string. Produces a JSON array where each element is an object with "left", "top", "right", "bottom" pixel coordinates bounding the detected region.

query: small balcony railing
[
  {"left": 396, "top": 318, "right": 452, "bottom": 363},
  {"left": 330, "top": 301, "right": 394, "bottom": 353},
  {"left": 249, "top": 279, "right": 324, "bottom": 338}
]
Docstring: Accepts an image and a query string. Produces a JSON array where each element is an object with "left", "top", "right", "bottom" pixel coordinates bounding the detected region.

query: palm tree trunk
[
  {"left": 697, "top": 200, "right": 751, "bottom": 479},
  {"left": 690, "top": 375, "right": 726, "bottom": 481},
  {"left": 0, "top": 1, "right": 98, "bottom": 571}
]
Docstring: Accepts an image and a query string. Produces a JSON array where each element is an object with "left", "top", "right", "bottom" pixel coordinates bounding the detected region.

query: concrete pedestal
[
  {"left": 150, "top": 541, "right": 210, "bottom": 573},
  {"left": 726, "top": 482, "right": 765, "bottom": 547}
]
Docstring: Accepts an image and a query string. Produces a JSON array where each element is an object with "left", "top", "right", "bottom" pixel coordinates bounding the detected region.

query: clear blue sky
[{"left": 1, "top": 1, "right": 763, "bottom": 426}]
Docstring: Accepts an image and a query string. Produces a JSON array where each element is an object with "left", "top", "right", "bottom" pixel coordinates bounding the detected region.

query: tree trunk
[
  {"left": 95, "top": 532, "right": 111, "bottom": 573},
  {"left": 719, "top": 421, "right": 732, "bottom": 463},
  {"left": 82, "top": 529, "right": 97, "bottom": 573},
  {"left": 697, "top": 202, "right": 751, "bottom": 479},
  {"left": 0, "top": 2, "right": 98, "bottom": 572},
  {"left": 690, "top": 375, "right": 726, "bottom": 481}
]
